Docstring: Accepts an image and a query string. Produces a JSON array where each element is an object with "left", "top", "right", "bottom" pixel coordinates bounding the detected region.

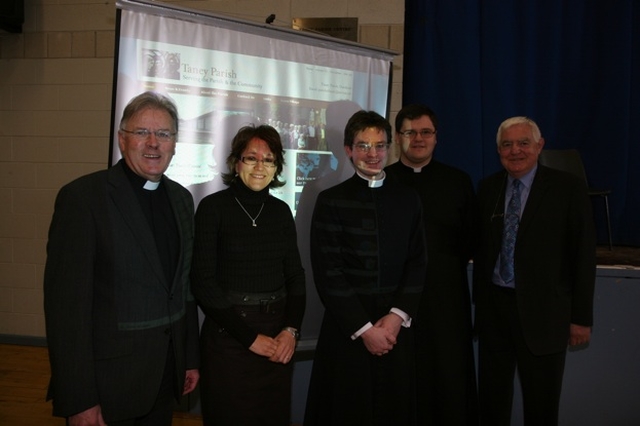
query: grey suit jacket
[
  {"left": 473, "top": 164, "right": 596, "bottom": 355},
  {"left": 44, "top": 162, "right": 199, "bottom": 421}
]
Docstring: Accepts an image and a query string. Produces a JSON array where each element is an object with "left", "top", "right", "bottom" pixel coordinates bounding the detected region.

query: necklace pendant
[{"left": 235, "top": 197, "right": 265, "bottom": 229}]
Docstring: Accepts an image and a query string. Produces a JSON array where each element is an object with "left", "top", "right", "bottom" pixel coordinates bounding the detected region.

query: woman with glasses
[{"left": 191, "top": 125, "right": 306, "bottom": 426}]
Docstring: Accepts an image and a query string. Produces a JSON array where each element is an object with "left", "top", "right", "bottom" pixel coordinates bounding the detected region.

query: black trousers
[{"left": 478, "top": 285, "right": 566, "bottom": 426}]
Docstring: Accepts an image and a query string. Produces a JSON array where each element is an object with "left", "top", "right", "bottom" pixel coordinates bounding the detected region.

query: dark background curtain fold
[{"left": 403, "top": 0, "right": 640, "bottom": 246}]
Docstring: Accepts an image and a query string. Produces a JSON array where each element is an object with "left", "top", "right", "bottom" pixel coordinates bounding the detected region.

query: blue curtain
[{"left": 403, "top": 0, "right": 640, "bottom": 246}]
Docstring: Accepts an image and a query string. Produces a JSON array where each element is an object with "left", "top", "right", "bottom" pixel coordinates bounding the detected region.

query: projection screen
[{"left": 111, "top": 0, "right": 395, "bottom": 346}]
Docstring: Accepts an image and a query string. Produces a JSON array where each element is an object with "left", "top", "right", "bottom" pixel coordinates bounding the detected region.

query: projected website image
[
  {"left": 113, "top": 4, "right": 392, "bottom": 344},
  {"left": 166, "top": 111, "right": 254, "bottom": 207},
  {"left": 143, "top": 48, "right": 181, "bottom": 80},
  {"left": 295, "top": 152, "right": 335, "bottom": 187},
  {"left": 113, "top": 33, "right": 387, "bottom": 216},
  {"left": 161, "top": 93, "right": 344, "bottom": 213}
]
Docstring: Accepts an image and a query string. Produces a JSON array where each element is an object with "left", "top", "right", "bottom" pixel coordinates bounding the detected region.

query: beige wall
[{"left": 0, "top": 0, "right": 405, "bottom": 338}]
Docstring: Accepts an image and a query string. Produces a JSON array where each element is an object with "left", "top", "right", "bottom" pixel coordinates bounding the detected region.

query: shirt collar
[
  {"left": 356, "top": 170, "right": 386, "bottom": 188},
  {"left": 120, "top": 159, "right": 162, "bottom": 191},
  {"left": 509, "top": 165, "right": 537, "bottom": 190},
  {"left": 143, "top": 180, "right": 160, "bottom": 191}
]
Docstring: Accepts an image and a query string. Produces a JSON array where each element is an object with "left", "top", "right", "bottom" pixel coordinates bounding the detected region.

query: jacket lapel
[
  {"left": 518, "top": 165, "right": 550, "bottom": 236},
  {"left": 490, "top": 172, "right": 507, "bottom": 251},
  {"left": 163, "top": 176, "right": 188, "bottom": 293},
  {"left": 107, "top": 164, "right": 169, "bottom": 290}
]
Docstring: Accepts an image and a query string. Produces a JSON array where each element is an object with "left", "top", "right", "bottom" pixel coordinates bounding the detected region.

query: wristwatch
[{"left": 282, "top": 326, "right": 300, "bottom": 340}]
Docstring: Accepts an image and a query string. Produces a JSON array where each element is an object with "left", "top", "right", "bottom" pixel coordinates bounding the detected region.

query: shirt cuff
[
  {"left": 390, "top": 308, "right": 412, "bottom": 328},
  {"left": 351, "top": 321, "right": 373, "bottom": 340}
]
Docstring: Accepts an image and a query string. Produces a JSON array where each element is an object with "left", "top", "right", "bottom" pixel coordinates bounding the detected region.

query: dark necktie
[{"left": 499, "top": 179, "right": 522, "bottom": 285}]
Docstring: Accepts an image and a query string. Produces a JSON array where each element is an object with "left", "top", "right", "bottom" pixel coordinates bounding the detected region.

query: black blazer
[
  {"left": 44, "top": 162, "right": 200, "bottom": 421},
  {"left": 473, "top": 164, "right": 596, "bottom": 355}
]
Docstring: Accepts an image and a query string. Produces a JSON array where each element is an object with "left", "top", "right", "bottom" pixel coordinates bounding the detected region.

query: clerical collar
[
  {"left": 119, "top": 158, "right": 162, "bottom": 191},
  {"left": 356, "top": 170, "right": 386, "bottom": 188},
  {"left": 400, "top": 157, "right": 430, "bottom": 173},
  {"left": 143, "top": 180, "right": 160, "bottom": 191}
]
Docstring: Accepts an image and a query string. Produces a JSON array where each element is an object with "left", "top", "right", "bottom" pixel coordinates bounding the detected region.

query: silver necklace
[{"left": 235, "top": 197, "right": 265, "bottom": 227}]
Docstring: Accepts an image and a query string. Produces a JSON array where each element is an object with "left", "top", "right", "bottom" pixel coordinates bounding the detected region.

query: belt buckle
[{"left": 260, "top": 299, "right": 270, "bottom": 314}]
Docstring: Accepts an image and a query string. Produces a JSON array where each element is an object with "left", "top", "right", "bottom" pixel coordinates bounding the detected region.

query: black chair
[{"left": 538, "top": 149, "right": 613, "bottom": 250}]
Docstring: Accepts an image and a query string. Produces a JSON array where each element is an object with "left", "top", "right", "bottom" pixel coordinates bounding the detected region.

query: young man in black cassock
[{"left": 304, "top": 110, "right": 427, "bottom": 426}]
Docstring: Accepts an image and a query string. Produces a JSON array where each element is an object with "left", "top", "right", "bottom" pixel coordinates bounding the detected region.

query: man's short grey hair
[
  {"left": 119, "top": 91, "right": 179, "bottom": 133},
  {"left": 496, "top": 116, "right": 542, "bottom": 146}
]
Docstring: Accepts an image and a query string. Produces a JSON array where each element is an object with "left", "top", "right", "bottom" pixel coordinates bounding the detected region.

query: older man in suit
[
  {"left": 473, "top": 116, "right": 596, "bottom": 426},
  {"left": 44, "top": 91, "right": 199, "bottom": 425}
]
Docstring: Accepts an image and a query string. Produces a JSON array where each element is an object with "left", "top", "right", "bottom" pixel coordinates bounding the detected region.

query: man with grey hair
[
  {"left": 473, "top": 116, "right": 596, "bottom": 425},
  {"left": 44, "top": 91, "right": 199, "bottom": 425}
]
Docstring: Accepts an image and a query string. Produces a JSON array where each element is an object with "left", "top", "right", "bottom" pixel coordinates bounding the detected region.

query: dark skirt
[{"left": 199, "top": 301, "right": 293, "bottom": 426}]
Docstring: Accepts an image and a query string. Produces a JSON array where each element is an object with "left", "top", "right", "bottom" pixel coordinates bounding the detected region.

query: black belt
[{"left": 226, "top": 288, "right": 287, "bottom": 313}]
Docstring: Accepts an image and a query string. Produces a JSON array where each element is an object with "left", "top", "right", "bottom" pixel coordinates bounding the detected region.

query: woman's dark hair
[{"left": 221, "top": 124, "right": 286, "bottom": 188}]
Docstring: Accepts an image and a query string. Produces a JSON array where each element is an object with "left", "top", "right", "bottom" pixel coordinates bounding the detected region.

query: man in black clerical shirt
[
  {"left": 386, "top": 104, "right": 479, "bottom": 425},
  {"left": 44, "top": 91, "right": 199, "bottom": 425}
]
